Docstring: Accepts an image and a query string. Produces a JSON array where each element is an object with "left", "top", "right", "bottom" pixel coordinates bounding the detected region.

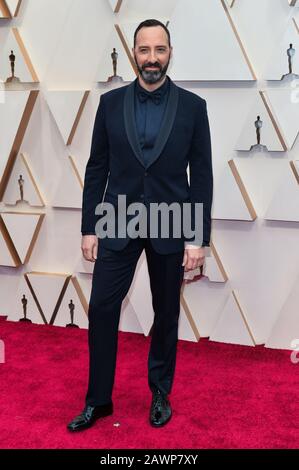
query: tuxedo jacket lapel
[{"left": 123, "top": 77, "right": 179, "bottom": 169}]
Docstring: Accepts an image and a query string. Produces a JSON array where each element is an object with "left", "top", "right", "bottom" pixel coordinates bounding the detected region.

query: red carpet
[{"left": 0, "top": 320, "right": 298, "bottom": 449}]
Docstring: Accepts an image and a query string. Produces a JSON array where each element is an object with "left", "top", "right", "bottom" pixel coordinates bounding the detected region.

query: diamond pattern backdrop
[{"left": 0, "top": 0, "right": 298, "bottom": 350}]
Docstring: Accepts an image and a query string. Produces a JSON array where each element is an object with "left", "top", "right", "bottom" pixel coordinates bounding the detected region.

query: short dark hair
[{"left": 134, "top": 19, "right": 171, "bottom": 48}]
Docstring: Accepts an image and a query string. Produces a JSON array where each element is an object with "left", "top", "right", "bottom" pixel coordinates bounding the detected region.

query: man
[{"left": 67, "top": 19, "right": 213, "bottom": 432}]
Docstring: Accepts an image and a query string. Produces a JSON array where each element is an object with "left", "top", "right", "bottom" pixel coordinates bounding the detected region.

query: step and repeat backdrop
[{"left": 0, "top": 0, "right": 298, "bottom": 349}]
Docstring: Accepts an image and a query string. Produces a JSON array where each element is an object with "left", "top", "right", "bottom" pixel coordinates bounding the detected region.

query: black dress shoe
[
  {"left": 149, "top": 389, "right": 172, "bottom": 427},
  {"left": 67, "top": 402, "right": 113, "bottom": 432}
]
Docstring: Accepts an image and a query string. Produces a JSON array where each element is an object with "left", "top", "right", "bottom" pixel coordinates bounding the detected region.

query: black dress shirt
[{"left": 134, "top": 76, "right": 170, "bottom": 166}]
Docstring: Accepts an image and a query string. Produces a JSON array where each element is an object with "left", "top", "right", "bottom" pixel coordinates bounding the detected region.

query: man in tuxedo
[{"left": 67, "top": 18, "right": 213, "bottom": 432}]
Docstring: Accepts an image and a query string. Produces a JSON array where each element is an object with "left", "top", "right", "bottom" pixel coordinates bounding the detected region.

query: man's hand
[
  {"left": 182, "top": 245, "right": 205, "bottom": 272},
  {"left": 81, "top": 235, "right": 98, "bottom": 262}
]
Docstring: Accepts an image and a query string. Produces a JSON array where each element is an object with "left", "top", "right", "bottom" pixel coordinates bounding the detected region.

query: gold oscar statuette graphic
[
  {"left": 18, "top": 174, "right": 24, "bottom": 201},
  {"left": 66, "top": 299, "right": 79, "bottom": 328},
  {"left": 19, "top": 294, "right": 32, "bottom": 323},
  {"left": 6, "top": 50, "right": 21, "bottom": 83},
  {"left": 250, "top": 115, "right": 267, "bottom": 151},
  {"left": 107, "top": 47, "right": 123, "bottom": 83},
  {"left": 281, "top": 43, "right": 299, "bottom": 81},
  {"left": 16, "top": 174, "right": 29, "bottom": 204}
]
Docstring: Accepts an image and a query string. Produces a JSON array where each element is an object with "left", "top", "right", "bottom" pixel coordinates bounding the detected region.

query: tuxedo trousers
[{"left": 85, "top": 235, "right": 185, "bottom": 406}]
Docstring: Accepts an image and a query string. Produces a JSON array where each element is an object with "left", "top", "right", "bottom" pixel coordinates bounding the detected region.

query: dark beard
[{"left": 134, "top": 54, "right": 170, "bottom": 84}]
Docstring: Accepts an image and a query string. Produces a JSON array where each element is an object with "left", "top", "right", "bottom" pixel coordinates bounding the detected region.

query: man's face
[{"left": 133, "top": 26, "right": 172, "bottom": 84}]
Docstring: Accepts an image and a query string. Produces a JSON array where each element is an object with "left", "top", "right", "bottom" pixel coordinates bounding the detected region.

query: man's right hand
[{"left": 81, "top": 235, "right": 98, "bottom": 262}]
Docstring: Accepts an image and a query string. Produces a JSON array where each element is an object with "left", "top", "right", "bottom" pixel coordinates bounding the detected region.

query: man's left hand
[{"left": 182, "top": 245, "right": 205, "bottom": 272}]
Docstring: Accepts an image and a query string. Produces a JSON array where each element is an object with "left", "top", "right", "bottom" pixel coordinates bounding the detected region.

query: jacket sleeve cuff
[{"left": 81, "top": 231, "right": 96, "bottom": 236}]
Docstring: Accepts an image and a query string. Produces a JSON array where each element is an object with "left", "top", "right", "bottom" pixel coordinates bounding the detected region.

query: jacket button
[{"left": 144, "top": 172, "right": 148, "bottom": 176}]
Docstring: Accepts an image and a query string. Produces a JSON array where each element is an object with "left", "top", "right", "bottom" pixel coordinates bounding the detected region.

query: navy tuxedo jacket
[{"left": 81, "top": 76, "right": 213, "bottom": 254}]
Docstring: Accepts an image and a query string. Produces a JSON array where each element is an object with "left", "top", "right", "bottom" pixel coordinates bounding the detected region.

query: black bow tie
[{"left": 138, "top": 88, "right": 163, "bottom": 105}]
